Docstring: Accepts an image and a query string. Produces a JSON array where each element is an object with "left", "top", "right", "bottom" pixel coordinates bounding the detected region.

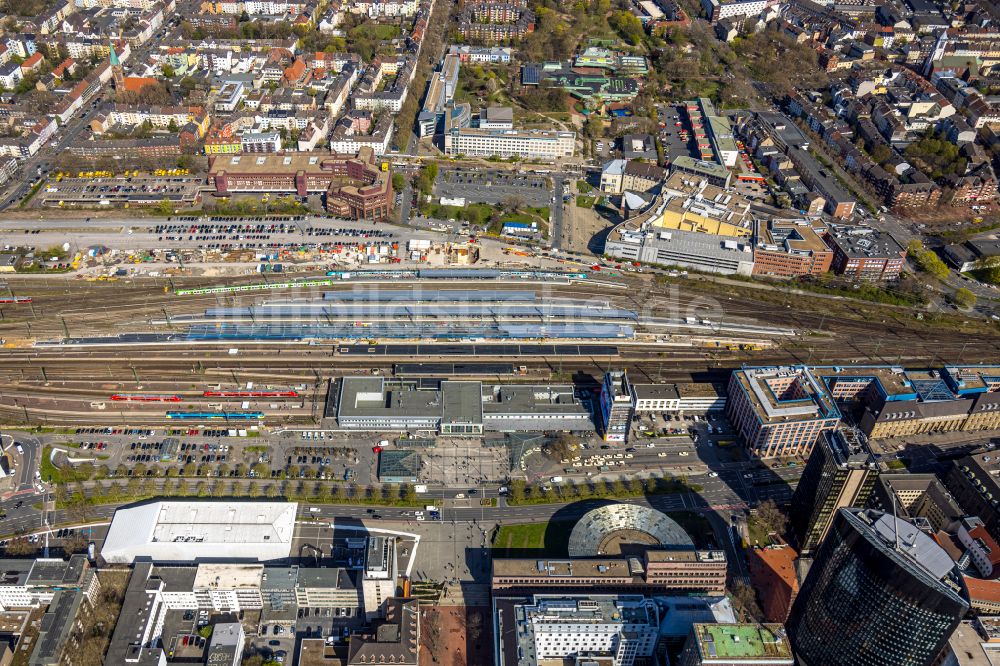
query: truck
[
  {"left": 425, "top": 505, "right": 438, "bottom": 512},
  {"left": 414, "top": 484, "right": 428, "bottom": 494},
  {"left": 14, "top": 444, "right": 23, "bottom": 455},
  {"left": 550, "top": 476, "right": 563, "bottom": 483},
  {"left": 309, "top": 507, "right": 321, "bottom": 513}
]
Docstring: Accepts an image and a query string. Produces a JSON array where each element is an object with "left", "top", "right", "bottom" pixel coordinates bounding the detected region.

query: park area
[{"left": 419, "top": 606, "right": 491, "bottom": 666}]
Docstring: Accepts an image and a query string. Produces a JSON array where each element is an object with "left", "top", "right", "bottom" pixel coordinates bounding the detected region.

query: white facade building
[
  {"left": 101, "top": 501, "right": 297, "bottom": 564},
  {"left": 444, "top": 127, "right": 575, "bottom": 161},
  {"left": 497, "top": 595, "right": 660, "bottom": 666}
]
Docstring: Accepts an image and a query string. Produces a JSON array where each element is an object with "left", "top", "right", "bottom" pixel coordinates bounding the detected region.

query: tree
[
  {"left": 952, "top": 287, "right": 976, "bottom": 309},
  {"left": 907, "top": 240, "right": 949, "bottom": 280},
  {"left": 730, "top": 580, "right": 763, "bottom": 622},
  {"left": 542, "top": 432, "right": 578, "bottom": 461},
  {"left": 509, "top": 479, "right": 526, "bottom": 503},
  {"left": 584, "top": 115, "right": 602, "bottom": 140},
  {"left": 755, "top": 499, "right": 788, "bottom": 536},
  {"left": 392, "top": 172, "right": 405, "bottom": 192},
  {"left": 609, "top": 10, "right": 644, "bottom": 45},
  {"left": 161, "top": 64, "right": 176, "bottom": 78}
]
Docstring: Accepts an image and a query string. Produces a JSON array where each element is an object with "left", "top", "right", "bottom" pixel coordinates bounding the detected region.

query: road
[{"left": 551, "top": 177, "right": 566, "bottom": 250}]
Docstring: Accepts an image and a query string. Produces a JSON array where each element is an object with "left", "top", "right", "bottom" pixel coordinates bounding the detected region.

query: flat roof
[
  {"left": 678, "top": 382, "right": 725, "bottom": 398},
  {"left": 102, "top": 501, "right": 297, "bottom": 563},
  {"left": 689, "top": 623, "right": 793, "bottom": 661},
  {"left": 632, "top": 383, "right": 680, "bottom": 401},
  {"left": 814, "top": 365, "right": 915, "bottom": 397},
  {"left": 757, "top": 219, "right": 831, "bottom": 255},
  {"left": 736, "top": 366, "right": 838, "bottom": 423},
  {"left": 482, "top": 384, "right": 587, "bottom": 417},
  {"left": 193, "top": 563, "right": 263, "bottom": 589},
  {"left": 493, "top": 558, "right": 636, "bottom": 579},
  {"left": 671, "top": 155, "right": 730, "bottom": 180},
  {"left": 825, "top": 224, "right": 905, "bottom": 259}
]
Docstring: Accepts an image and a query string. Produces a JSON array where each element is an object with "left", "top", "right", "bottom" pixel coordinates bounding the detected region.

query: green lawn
[
  {"left": 576, "top": 196, "right": 596, "bottom": 208},
  {"left": 492, "top": 519, "right": 574, "bottom": 556},
  {"left": 493, "top": 522, "right": 547, "bottom": 550},
  {"left": 576, "top": 180, "right": 593, "bottom": 194},
  {"left": 668, "top": 511, "right": 717, "bottom": 549},
  {"left": 746, "top": 516, "right": 773, "bottom": 547}
]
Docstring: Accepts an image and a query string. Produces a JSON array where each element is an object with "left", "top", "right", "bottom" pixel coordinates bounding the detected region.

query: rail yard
[{"left": 0, "top": 266, "right": 997, "bottom": 427}]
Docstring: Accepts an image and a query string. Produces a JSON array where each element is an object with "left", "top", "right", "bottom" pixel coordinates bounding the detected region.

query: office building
[
  {"left": 347, "top": 598, "right": 419, "bottom": 666},
  {"left": 495, "top": 594, "right": 659, "bottom": 666},
  {"left": 958, "top": 516, "right": 1000, "bottom": 579},
  {"left": 206, "top": 623, "right": 245, "bottom": 666},
  {"left": 671, "top": 155, "right": 732, "bottom": 187},
  {"left": 494, "top": 504, "right": 727, "bottom": 596},
  {"left": 101, "top": 501, "right": 298, "bottom": 564},
  {"left": 30, "top": 590, "right": 88, "bottom": 666},
  {"left": 868, "top": 474, "right": 964, "bottom": 533},
  {"left": 679, "top": 623, "right": 794, "bottom": 666},
  {"left": 492, "top": 552, "right": 726, "bottom": 597},
  {"left": 747, "top": 545, "right": 799, "bottom": 623},
  {"left": 443, "top": 126, "right": 575, "bottom": 161},
  {"left": 945, "top": 452, "right": 1000, "bottom": 542},
  {"left": 0, "top": 555, "right": 98, "bottom": 611},
  {"left": 600, "top": 370, "right": 635, "bottom": 442},
  {"left": 206, "top": 148, "right": 394, "bottom": 221},
  {"left": 630, "top": 382, "right": 727, "bottom": 413},
  {"left": 787, "top": 509, "right": 970, "bottom": 666},
  {"left": 752, "top": 219, "right": 833, "bottom": 278},
  {"left": 936, "top": 618, "right": 1000, "bottom": 666},
  {"left": 106, "top": 561, "right": 369, "bottom": 665},
  {"left": 824, "top": 225, "right": 907, "bottom": 281},
  {"left": 790, "top": 429, "right": 880, "bottom": 556},
  {"left": 726, "top": 366, "right": 841, "bottom": 458},
  {"left": 687, "top": 98, "right": 738, "bottom": 167},
  {"left": 701, "top": 0, "right": 777, "bottom": 22}
]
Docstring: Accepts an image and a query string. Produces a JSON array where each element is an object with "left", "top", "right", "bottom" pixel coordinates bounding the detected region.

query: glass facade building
[{"left": 787, "top": 509, "right": 969, "bottom": 666}]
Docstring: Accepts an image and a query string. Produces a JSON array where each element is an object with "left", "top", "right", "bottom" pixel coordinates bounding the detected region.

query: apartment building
[{"left": 443, "top": 126, "right": 575, "bottom": 161}]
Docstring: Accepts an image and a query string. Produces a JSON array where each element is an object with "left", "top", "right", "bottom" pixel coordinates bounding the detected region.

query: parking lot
[
  {"left": 55, "top": 427, "right": 370, "bottom": 484},
  {"left": 435, "top": 169, "right": 552, "bottom": 207},
  {"left": 152, "top": 217, "right": 396, "bottom": 247},
  {"left": 36, "top": 176, "right": 202, "bottom": 208},
  {"left": 657, "top": 104, "right": 700, "bottom": 164}
]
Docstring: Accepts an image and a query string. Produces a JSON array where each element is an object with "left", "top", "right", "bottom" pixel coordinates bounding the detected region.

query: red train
[
  {"left": 202, "top": 390, "right": 299, "bottom": 398},
  {"left": 110, "top": 394, "right": 183, "bottom": 402},
  {"left": 0, "top": 297, "right": 31, "bottom": 304}
]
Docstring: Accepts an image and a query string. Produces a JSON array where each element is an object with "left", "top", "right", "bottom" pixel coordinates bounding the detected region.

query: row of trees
[
  {"left": 54, "top": 476, "right": 423, "bottom": 511},
  {"left": 505, "top": 474, "right": 699, "bottom": 504}
]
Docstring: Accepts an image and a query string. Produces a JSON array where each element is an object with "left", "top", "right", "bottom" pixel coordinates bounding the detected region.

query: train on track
[
  {"left": 166, "top": 412, "right": 264, "bottom": 420},
  {"left": 174, "top": 269, "right": 589, "bottom": 296},
  {"left": 0, "top": 297, "right": 32, "bottom": 304},
  {"left": 202, "top": 390, "right": 299, "bottom": 398},
  {"left": 111, "top": 394, "right": 182, "bottom": 402}
]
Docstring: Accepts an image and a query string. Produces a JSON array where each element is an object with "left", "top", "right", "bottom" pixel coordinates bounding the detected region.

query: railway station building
[{"left": 330, "top": 377, "right": 592, "bottom": 434}]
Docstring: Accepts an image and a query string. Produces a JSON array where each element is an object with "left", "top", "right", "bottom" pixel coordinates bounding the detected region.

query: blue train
[{"left": 166, "top": 412, "right": 264, "bottom": 420}]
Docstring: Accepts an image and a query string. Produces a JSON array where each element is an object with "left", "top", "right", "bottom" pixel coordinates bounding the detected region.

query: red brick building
[
  {"left": 207, "top": 147, "right": 393, "bottom": 220},
  {"left": 752, "top": 219, "right": 833, "bottom": 278},
  {"left": 824, "top": 224, "right": 907, "bottom": 281}
]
